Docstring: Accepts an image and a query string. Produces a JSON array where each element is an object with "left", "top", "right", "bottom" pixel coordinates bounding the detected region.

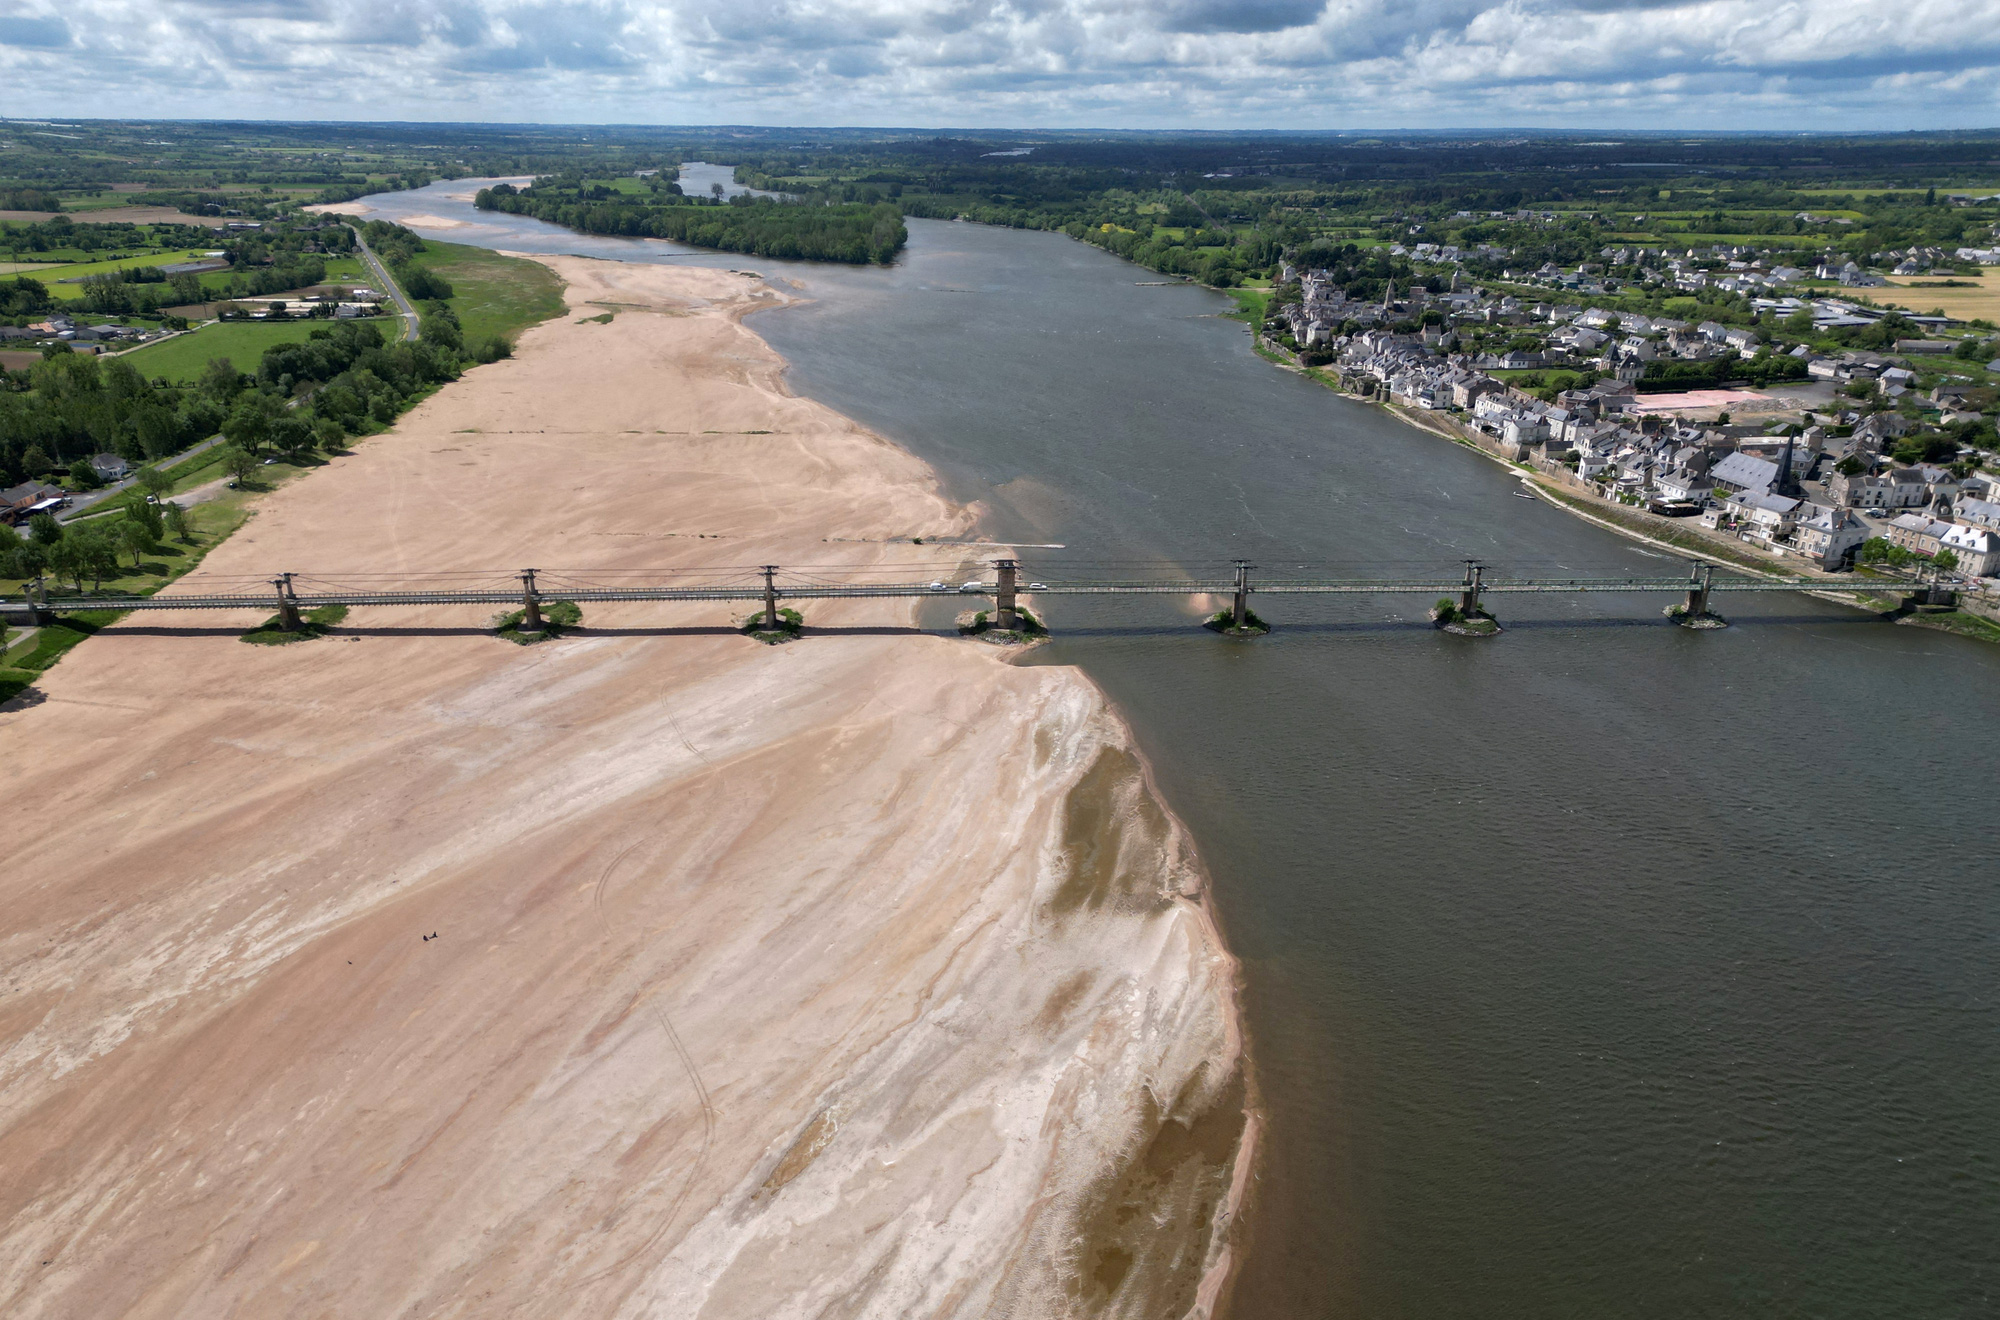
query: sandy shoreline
[{"left": 0, "top": 258, "right": 1253, "bottom": 1315}]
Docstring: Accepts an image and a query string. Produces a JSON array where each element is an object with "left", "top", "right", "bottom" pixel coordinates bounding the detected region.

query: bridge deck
[{"left": 6, "top": 574, "right": 1858, "bottom": 614}]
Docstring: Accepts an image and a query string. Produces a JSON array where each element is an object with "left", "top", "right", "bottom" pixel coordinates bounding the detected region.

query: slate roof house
[
  {"left": 1939, "top": 524, "right": 2000, "bottom": 577},
  {"left": 1654, "top": 468, "right": 1715, "bottom": 503},
  {"left": 1709, "top": 451, "right": 1783, "bottom": 497},
  {"left": 1791, "top": 505, "right": 1870, "bottom": 569},
  {"left": 1887, "top": 513, "right": 1950, "bottom": 556}
]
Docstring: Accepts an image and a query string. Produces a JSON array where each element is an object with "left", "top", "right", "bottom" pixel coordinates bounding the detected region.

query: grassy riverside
[
  {"left": 62, "top": 433, "right": 290, "bottom": 527},
  {"left": 1222, "top": 284, "right": 1273, "bottom": 326},
  {"left": 2, "top": 438, "right": 436, "bottom": 704},
  {"left": 400, "top": 240, "right": 567, "bottom": 347},
  {"left": 241, "top": 603, "right": 349, "bottom": 645},
  {"left": 493, "top": 598, "right": 583, "bottom": 643},
  {"left": 742, "top": 605, "right": 805, "bottom": 643},
  {"left": 4, "top": 454, "right": 329, "bottom": 601},
  {"left": 1527, "top": 482, "right": 1787, "bottom": 574},
  {"left": 0, "top": 612, "right": 117, "bottom": 703},
  {"left": 1, "top": 249, "right": 568, "bottom": 702},
  {"left": 117, "top": 320, "right": 379, "bottom": 382},
  {"left": 1903, "top": 608, "right": 2000, "bottom": 643}
]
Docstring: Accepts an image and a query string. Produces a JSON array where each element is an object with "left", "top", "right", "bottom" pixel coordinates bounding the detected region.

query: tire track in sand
[{"left": 575, "top": 834, "right": 716, "bottom": 1291}]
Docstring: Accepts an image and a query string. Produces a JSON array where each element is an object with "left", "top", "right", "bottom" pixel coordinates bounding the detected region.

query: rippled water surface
[{"left": 365, "top": 185, "right": 2000, "bottom": 1317}]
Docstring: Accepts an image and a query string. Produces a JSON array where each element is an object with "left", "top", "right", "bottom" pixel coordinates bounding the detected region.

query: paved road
[
  {"left": 56, "top": 433, "right": 227, "bottom": 523},
  {"left": 34, "top": 229, "right": 411, "bottom": 531},
  {"left": 349, "top": 227, "right": 419, "bottom": 342}
]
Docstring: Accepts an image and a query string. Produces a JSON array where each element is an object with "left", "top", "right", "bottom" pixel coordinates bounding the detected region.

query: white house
[
  {"left": 1886, "top": 513, "right": 1950, "bottom": 556},
  {"left": 1791, "top": 505, "right": 1870, "bottom": 569},
  {"left": 1725, "top": 490, "right": 1801, "bottom": 538},
  {"left": 1655, "top": 468, "right": 1715, "bottom": 503},
  {"left": 1955, "top": 497, "right": 2000, "bottom": 531},
  {"left": 1939, "top": 523, "right": 2000, "bottom": 577}
]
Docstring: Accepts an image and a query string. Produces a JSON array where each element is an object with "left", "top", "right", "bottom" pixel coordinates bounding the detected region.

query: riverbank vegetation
[
  {"left": 711, "top": 132, "right": 2000, "bottom": 296},
  {"left": 475, "top": 180, "right": 906, "bottom": 264},
  {"left": 744, "top": 605, "right": 806, "bottom": 642},
  {"left": 960, "top": 607, "right": 1047, "bottom": 641},
  {"left": 241, "top": 603, "right": 349, "bottom": 645},
  {"left": 0, "top": 350, "right": 227, "bottom": 481},
  {"left": 1431, "top": 598, "right": 1501, "bottom": 635},
  {"left": 0, "top": 220, "right": 570, "bottom": 700},
  {"left": 2, "top": 221, "right": 553, "bottom": 503},
  {"left": 1203, "top": 608, "right": 1268, "bottom": 635}
]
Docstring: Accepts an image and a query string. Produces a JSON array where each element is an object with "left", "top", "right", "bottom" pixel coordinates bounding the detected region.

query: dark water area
[{"left": 366, "top": 190, "right": 2000, "bottom": 1318}]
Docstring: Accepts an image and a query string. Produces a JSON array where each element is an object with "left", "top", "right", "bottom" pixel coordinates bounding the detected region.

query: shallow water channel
[{"left": 363, "top": 182, "right": 2000, "bottom": 1318}]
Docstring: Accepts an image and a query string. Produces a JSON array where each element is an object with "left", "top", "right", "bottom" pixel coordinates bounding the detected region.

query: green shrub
[
  {"left": 493, "top": 598, "right": 582, "bottom": 643},
  {"left": 743, "top": 605, "right": 804, "bottom": 642},
  {"left": 241, "top": 603, "right": 347, "bottom": 645}
]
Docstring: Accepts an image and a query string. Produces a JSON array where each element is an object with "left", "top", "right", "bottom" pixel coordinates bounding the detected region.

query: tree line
[
  {"left": 0, "top": 294, "right": 477, "bottom": 495},
  {"left": 474, "top": 182, "right": 906, "bottom": 264},
  {"left": 0, "top": 487, "right": 183, "bottom": 589},
  {"left": 0, "top": 353, "right": 225, "bottom": 483}
]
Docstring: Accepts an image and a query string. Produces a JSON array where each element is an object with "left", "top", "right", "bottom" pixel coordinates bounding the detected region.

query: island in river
[{"left": 0, "top": 258, "right": 1253, "bottom": 1316}]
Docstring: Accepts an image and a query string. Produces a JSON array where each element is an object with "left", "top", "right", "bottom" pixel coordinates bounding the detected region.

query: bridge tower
[
  {"left": 761, "top": 565, "right": 780, "bottom": 629},
  {"left": 271, "top": 574, "right": 301, "bottom": 631},
  {"left": 518, "top": 568, "right": 543, "bottom": 633},
  {"left": 993, "top": 558, "right": 1019, "bottom": 631},
  {"left": 1685, "top": 562, "right": 1714, "bottom": 617},
  {"left": 1232, "top": 560, "right": 1255, "bottom": 631},
  {"left": 1460, "top": 560, "right": 1485, "bottom": 617}
]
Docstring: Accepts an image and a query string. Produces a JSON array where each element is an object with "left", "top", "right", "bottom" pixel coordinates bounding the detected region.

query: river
[{"left": 355, "top": 179, "right": 2000, "bottom": 1318}]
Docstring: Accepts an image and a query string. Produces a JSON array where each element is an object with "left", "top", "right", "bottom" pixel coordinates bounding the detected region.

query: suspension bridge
[{"left": 3, "top": 556, "right": 1942, "bottom": 635}]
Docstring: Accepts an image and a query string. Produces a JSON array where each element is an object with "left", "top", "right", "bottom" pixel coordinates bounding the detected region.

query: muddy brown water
[{"left": 364, "top": 183, "right": 2000, "bottom": 1318}]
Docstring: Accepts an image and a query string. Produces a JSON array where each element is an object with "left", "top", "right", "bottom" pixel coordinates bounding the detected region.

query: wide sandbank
[{"left": 0, "top": 257, "right": 1254, "bottom": 1316}]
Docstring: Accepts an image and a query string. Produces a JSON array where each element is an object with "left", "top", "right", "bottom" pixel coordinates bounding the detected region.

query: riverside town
[{"left": 1263, "top": 241, "right": 2000, "bottom": 584}]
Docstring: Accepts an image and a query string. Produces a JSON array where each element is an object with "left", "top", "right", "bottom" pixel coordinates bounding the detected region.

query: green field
[
  {"left": 1223, "top": 285, "right": 1272, "bottom": 325},
  {"left": 583, "top": 176, "right": 655, "bottom": 196},
  {"left": 36, "top": 249, "right": 224, "bottom": 300},
  {"left": 0, "top": 249, "right": 97, "bottom": 266},
  {"left": 60, "top": 193, "right": 154, "bottom": 212},
  {"left": 192, "top": 254, "right": 368, "bottom": 297},
  {"left": 116, "top": 319, "right": 387, "bottom": 382},
  {"left": 403, "top": 239, "right": 567, "bottom": 346}
]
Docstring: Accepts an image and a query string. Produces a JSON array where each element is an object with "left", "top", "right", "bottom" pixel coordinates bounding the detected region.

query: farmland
[
  {"left": 1875, "top": 272, "right": 2000, "bottom": 324},
  {"left": 117, "top": 319, "right": 388, "bottom": 382},
  {"left": 190, "top": 254, "right": 369, "bottom": 299},
  {"left": 33, "top": 249, "right": 226, "bottom": 300}
]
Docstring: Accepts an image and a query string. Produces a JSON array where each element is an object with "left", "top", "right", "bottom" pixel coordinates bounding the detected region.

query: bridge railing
[{"left": 0, "top": 564, "right": 1880, "bottom": 617}]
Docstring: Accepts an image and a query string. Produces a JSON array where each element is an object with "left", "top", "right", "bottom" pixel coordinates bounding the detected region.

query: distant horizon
[
  {"left": 4, "top": 0, "right": 1997, "bottom": 132},
  {"left": 5, "top": 117, "right": 2000, "bottom": 138}
]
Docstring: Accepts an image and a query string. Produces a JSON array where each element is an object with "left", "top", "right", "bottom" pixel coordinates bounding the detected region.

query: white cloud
[{"left": 1, "top": 0, "right": 1997, "bottom": 125}]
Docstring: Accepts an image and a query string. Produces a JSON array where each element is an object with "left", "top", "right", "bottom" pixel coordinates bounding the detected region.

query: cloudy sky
[{"left": 2, "top": 0, "right": 1998, "bottom": 128}]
